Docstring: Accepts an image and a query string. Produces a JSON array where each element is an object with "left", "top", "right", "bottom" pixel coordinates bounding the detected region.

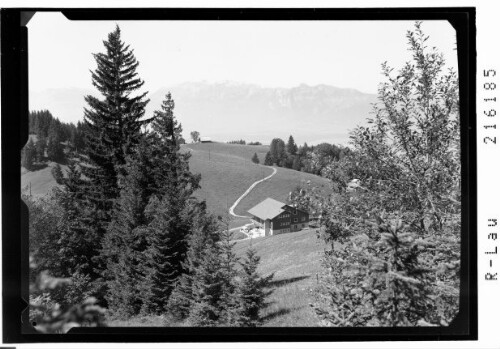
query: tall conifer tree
[
  {"left": 235, "top": 249, "right": 273, "bottom": 327},
  {"left": 55, "top": 159, "right": 98, "bottom": 280},
  {"left": 47, "top": 133, "right": 64, "bottom": 163},
  {"left": 217, "top": 226, "right": 240, "bottom": 325},
  {"left": 167, "top": 208, "right": 220, "bottom": 320},
  {"left": 286, "top": 135, "right": 298, "bottom": 155},
  {"left": 103, "top": 93, "right": 202, "bottom": 315},
  {"left": 187, "top": 243, "right": 224, "bottom": 326},
  {"left": 251, "top": 152, "right": 260, "bottom": 164},
  {"left": 102, "top": 139, "right": 155, "bottom": 315},
  {"left": 76, "top": 25, "right": 151, "bottom": 280},
  {"left": 81, "top": 24, "right": 150, "bottom": 225},
  {"left": 141, "top": 93, "right": 201, "bottom": 313}
]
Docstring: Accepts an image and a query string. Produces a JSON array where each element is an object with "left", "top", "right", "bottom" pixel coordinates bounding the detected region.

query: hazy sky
[{"left": 28, "top": 12, "right": 458, "bottom": 94}]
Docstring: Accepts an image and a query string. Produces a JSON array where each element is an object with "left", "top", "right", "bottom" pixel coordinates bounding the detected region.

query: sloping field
[
  {"left": 234, "top": 228, "right": 326, "bottom": 326},
  {"left": 234, "top": 166, "right": 331, "bottom": 216},
  {"left": 182, "top": 142, "right": 331, "bottom": 228},
  {"left": 107, "top": 227, "right": 327, "bottom": 327},
  {"left": 21, "top": 162, "right": 66, "bottom": 197},
  {"left": 21, "top": 142, "right": 332, "bottom": 231},
  {"left": 182, "top": 143, "right": 273, "bottom": 227}
]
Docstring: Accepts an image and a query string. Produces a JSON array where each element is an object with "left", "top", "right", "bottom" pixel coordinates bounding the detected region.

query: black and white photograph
[{"left": 17, "top": 11, "right": 465, "bottom": 333}]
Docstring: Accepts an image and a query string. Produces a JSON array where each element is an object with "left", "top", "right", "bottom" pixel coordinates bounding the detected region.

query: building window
[
  {"left": 301, "top": 217, "right": 306, "bottom": 222},
  {"left": 294, "top": 218, "right": 298, "bottom": 223}
]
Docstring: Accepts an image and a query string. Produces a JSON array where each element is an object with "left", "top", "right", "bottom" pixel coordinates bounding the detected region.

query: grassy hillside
[
  {"left": 182, "top": 143, "right": 273, "bottom": 227},
  {"left": 21, "top": 162, "right": 66, "bottom": 197},
  {"left": 234, "top": 228, "right": 326, "bottom": 326},
  {"left": 234, "top": 166, "right": 331, "bottom": 216},
  {"left": 182, "top": 142, "right": 331, "bottom": 228},
  {"left": 21, "top": 142, "right": 332, "bottom": 231}
]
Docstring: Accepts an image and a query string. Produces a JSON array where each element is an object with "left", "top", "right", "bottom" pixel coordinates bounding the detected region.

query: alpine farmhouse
[{"left": 248, "top": 198, "right": 309, "bottom": 236}]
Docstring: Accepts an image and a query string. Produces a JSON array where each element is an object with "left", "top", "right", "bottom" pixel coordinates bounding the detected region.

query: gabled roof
[{"left": 248, "top": 198, "right": 287, "bottom": 220}]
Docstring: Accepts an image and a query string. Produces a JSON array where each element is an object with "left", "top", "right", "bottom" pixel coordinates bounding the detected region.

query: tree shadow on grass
[
  {"left": 261, "top": 308, "right": 294, "bottom": 322},
  {"left": 30, "top": 162, "right": 49, "bottom": 171},
  {"left": 267, "top": 275, "right": 310, "bottom": 288}
]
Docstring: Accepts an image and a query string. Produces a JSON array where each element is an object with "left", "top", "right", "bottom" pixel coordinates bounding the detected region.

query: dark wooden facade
[
  {"left": 250, "top": 203, "right": 309, "bottom": 236},
  {"left": 270, "top": 205, "right": 309, "bottom": 234}
]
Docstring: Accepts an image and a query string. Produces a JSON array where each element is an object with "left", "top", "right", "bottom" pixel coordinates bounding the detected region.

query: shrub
[
  {"left": 29, "top": 258, "right": 106, "bottom": 333},
  {"left": 251, "top": 153, "right": 260, "bottom": 164},
  {"left": 300, "top": 22, "right": 460, "bottom": 327},
  {"left": 227, "top": 139, "right": 246, "bottom": 145}
]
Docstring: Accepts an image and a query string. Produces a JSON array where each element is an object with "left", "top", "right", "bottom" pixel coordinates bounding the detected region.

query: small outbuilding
[
  {"left": 200, "top": 137, "right": 212, "bottom": 143},
  {"left": 248, "top": 198, "right": 309, "bottom": 236}
]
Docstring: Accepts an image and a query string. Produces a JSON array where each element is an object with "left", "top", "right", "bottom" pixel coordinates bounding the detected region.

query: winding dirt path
[{"left": 228, "top": 166, "right": 277, "bottom": 219}]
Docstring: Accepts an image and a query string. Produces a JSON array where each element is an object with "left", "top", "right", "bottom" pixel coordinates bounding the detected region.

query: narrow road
[{"left": 228, "top": 166, "right": 277, "bottom": 219}]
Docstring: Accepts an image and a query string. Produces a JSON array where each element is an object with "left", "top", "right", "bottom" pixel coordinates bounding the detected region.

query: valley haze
[{"left": 30, "top": 81, "right": 376, "bottom": 146}]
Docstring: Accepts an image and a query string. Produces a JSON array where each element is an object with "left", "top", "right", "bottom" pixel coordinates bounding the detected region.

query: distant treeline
[
  {"left": 263, "top": 135, "right": 350, "bottom": 176},
  {"left": 227, "top": 140, "right": 262, "bottom": 145},
  {"left": 29, "top": 110, "right": 86, "bottom": 149},
  {"left": 22, "top": 110, "right": 88, "bottom": 170}
]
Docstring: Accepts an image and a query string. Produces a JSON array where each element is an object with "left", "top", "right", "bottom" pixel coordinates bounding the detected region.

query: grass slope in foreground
[
  {"left": 107, "top": 228, "right": 325, "bottom": 327},
  {"left": 234, "top": 228, "right": 325, "bottom": 326}
]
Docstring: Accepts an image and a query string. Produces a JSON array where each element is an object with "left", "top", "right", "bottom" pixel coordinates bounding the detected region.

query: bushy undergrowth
[
  {"left": 292, "top": 22, "right": 461, "bottom": 327},
  {"left": 29, "top": 258, "right": 106, "bottom": 333}
]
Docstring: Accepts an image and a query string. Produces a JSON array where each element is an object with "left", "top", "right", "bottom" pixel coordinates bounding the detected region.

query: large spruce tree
[
  {"left": 102, "top": 139, "right": 156, "bottom": 315},
  {"left": 286, "top": 135, "right": 298, "bottom": 155},
  {"left": 235, "top": 248, "right": 273, "bottom": 327},
  {"left": 216, "top": 226, "right": 240, "bottom": 325},
  {"left": 141, "top": 93, "right": 201, "bottom": 313},
  {"left": 46, "top": 133, "right": 64, "bottom": 163},
  {"left": 82, "top": 24, "right": 150, "bottom": 220},
  {"left": 103, "top": 93, "right": 203, "bottom": 315},
  {"left": 76, "top": 25, "right": 151, "bottom": 281},
  {"left": 167, "top": 208, "right": 220, "bottom": 320},
  {"left": 55, "top": 158, "right": 101, "bottom": 281}
]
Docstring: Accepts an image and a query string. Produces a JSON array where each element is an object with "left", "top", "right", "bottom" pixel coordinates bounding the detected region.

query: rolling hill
[
  {"left": 22, "top": 141, "right": 334, "bottom": 327},
  {"left": 21, "top": 140, "right": 332, "bottom": 231},
  {"left": 181, "top": 142, "right": 331, "bottom": 228},
  {"left": 21, "top": 142, "right": 331, "bottom": 230}
]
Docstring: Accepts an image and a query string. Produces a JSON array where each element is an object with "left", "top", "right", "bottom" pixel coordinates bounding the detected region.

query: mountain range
[{"left": 30, "top": 81, "right": 377, "bottom": 145}]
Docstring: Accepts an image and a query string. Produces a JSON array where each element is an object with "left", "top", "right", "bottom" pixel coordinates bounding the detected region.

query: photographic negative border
[{"left": 1, "top": 7, "right": 476, "bottom": 343}]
